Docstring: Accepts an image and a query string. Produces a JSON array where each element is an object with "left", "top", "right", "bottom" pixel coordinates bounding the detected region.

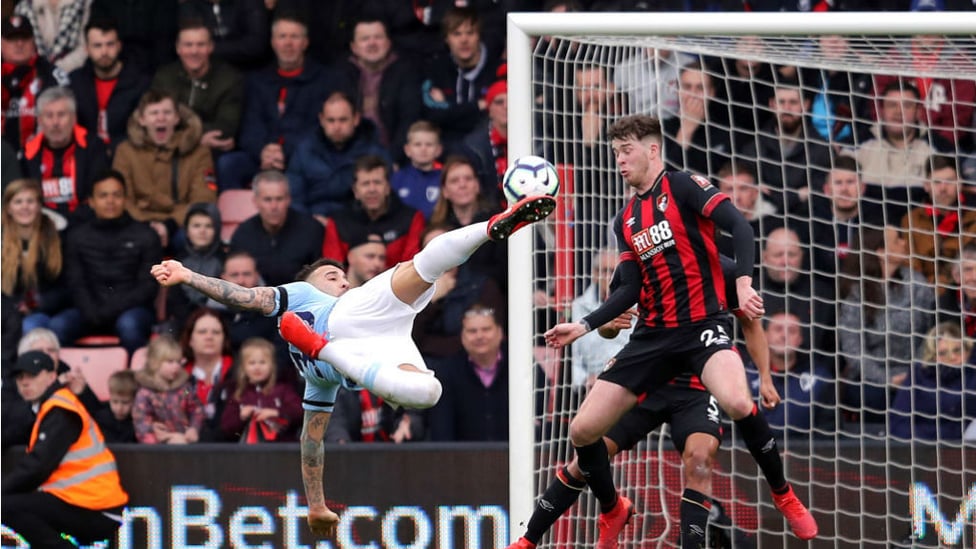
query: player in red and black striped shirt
[{"left": 543, "top": 115, "right": 817, "bottom": 545}]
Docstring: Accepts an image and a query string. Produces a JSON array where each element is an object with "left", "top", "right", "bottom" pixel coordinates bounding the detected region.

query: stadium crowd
[{"left": 3, "top": 0, "right": 976, "bottom": 452}]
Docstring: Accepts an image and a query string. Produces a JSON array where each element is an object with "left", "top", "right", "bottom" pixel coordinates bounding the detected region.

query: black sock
[
  {"left": 524, "top": 466, "right": 586, "bottom": 544},
  {"left": 680, "top": 489, "right": 711, "bottom": 549},
  {"left": 735, "top": 405, "right": 787, "bottom": 491},
  {"left": 574, "top": 440, "right": 618, "bottom": 512}
]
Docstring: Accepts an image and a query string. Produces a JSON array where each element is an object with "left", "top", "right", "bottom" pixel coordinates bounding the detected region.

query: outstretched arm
[
  {"left": 151, "top": 259, "right": 277, "bottom": 315},
  {"left": 300, "top": 410, "right": 339, "bottom": 538},
  {"left": 741, "top": 316, "right": 780, "bottom": 409}
]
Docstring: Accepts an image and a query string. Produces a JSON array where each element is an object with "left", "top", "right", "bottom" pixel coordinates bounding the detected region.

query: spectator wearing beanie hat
[{"left": 458, "top": 77, "right": 507, "bottom": 204}]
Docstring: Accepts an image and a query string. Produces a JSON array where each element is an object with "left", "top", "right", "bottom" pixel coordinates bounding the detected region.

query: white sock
[
  {"left": 412, "top": 222, "right": 489, "bottom": 283},
  {"left": 317, "top": 345, "right": 443, "bottom": 409}
]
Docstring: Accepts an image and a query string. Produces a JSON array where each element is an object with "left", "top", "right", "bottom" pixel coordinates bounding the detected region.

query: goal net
[{"left": 507, "top": 11, "right": 976, "bottom": 549}]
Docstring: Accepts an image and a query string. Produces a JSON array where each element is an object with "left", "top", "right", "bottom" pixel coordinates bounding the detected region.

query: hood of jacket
[
  {"left": 126, "top": 102, "right": 203, "bottom": 155},
  {"left": 182, "top": 202, "right": 223, "bottom": 257},
  {"left": 135, "top": 366, "right": 191, "bottom": 392}
]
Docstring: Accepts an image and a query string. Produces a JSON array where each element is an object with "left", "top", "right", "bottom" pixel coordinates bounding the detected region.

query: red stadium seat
[
  {"left": 218, "top": 189, "right": 257, "bottom": 243},
  {"left": 58, "top": 347, "right": 129, "bottom": 401},
  {"left": 74, "top": 334, "right": 122, "bottom": 347},
  {"left": 130, "top": 346, "right": 148, "bottom": 371}
]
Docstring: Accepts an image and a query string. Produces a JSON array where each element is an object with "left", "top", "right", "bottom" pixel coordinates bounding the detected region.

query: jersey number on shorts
[{"left": 700, "top": 325, "right": 730, "bottom": 347}]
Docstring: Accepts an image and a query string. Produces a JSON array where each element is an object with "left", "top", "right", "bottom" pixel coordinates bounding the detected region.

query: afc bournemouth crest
[{"left": 656, "top": 194, "right": 669, "bottom": 212}]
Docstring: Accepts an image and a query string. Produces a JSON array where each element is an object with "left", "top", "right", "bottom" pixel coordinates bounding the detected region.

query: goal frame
[{"left": 505, "top": 8, "right": 976, "bottom": 541}]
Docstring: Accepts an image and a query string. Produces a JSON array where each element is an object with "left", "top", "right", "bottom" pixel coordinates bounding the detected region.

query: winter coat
[
  {"left": 220, "top": 382, "right": 303, "bottom": 442},
  {"left": 238, "top": 60, "right": 340, "bottom": 162},
  {"left": 334, "top": 53, "right": 422, "bottom": 165},
  {"left": 63, "top": 212, "right": 162, "bottom": 327},
  {"left": 22, "top": 125, "right": 109, "bottom": 226},
  {"left": 151, "top": 59, "right": 244, "bottom": 139},
  {"left": 228, "top": 208, "right": 323, "bottom": 287},
  {"left": 112, "top": 103, "right": 216, "bottom": 226},
  {"left": 69, "top": 59, "right": 151, "bottom": 154},
  {"left": 167, "top": 202, "right": 224, "bottom": 325},
  {"left": 321, "top": 193, "right": 424, "bottom": 268},
  {"left": 132, "top": 367, "right": 206, "bottom": 444},
  {"left": 890, "top": 360, "right": 976, "bottom": 441},
  {"left": 901, "top": 199, "right": 976, "bottom": 285},
  {"left": 838, "top": 265, "right": 935, "bottom": 385},
  {"left": 286, "top": 119, "right": 391, "bottom": 216}
]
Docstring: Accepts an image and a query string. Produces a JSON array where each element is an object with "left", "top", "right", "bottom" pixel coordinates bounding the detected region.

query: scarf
[
  {"left": 14, "top": 0, "right": 87, "bottom": 66},
  {"left": 358, "top": 391, "right": 389, "bottom": 442},
  {"left": 489, "top": 122, "right": 507, "bottom": 189},
  {"left": 1, "top": 58, "right": 40, "bottom": 148},
  {"left": 925, "top": 201, "right": 963, "bottom": 235}
]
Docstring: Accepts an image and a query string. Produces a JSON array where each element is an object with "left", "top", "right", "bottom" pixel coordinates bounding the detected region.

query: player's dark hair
[
  {"left": 608, "top": 115, "right": 662, "bottom": 144},
  {"left": 177, "top": 18, "right": 211, "bottom": 41},
  {"left": 717, "top": 160, "right": 757, "bottom": 181},
  {"left": 295, "top": 258, "right": 344, "bottom": 282},
  {"left": 323, "top": 89, "right": 360, "bottom": 115}
]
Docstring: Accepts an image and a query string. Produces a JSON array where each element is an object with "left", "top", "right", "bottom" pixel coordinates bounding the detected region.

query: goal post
[{"left": 508, "top": 10, "right": 976, "bottom": 548}]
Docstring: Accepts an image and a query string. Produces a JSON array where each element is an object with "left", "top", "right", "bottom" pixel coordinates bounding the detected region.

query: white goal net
[{"left": 507, "top": 11, "right": 976, "bottom": 549}]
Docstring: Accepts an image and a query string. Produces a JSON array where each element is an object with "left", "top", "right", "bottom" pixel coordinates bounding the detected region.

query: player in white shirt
[{"left": 150, "top": 194, "right": 555, "bottom": 539}]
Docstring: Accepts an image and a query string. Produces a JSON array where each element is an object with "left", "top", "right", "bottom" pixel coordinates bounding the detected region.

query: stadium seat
[
  {"left": 217, "top": 189, "right": 257, "bottom": 243},
  {"left": 58, "top": 347, "right": 129, "bottom": 401},
  {"left": 130, "top": 346, "right": 148, "bottom": 371},
  {"left": 73, "top": 334, "right": 122, "bottom": 347}
]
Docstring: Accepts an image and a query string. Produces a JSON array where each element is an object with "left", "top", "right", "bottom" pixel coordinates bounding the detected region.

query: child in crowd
[
  {"left": 132, "top": 335, "right": 205, "bottom": 444},
  {"left": 220, "top": 338, "right": 303, "bottom": 443},
  {"left": 165, "top": 203, "right": 225, "bottom": 331},
  {"left": 391, "top": 120, "right": 443, "bottom": 220},
  {"left": 94, "top": 370, "right": 139, "bottom": 443},
  {"left": 890, "top": 322, "right": 976, "bottom": 441}
]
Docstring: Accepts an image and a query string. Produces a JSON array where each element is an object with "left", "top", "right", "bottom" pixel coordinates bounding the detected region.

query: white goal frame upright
[{"left": 506, "top": 9, "right": 976, "bottom": 546}]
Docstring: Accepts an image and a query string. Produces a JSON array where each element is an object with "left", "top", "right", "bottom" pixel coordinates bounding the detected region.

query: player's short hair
[
  {"left": 608, "top": 115, "right": 662, "bottom": 144},
  {"left": 441, "top": 6, "right": 479, "bottom": 38},
  {"left": 831, "top": 155, "right": 859, "bottom": 175},
  {"left": 354, "top": 154, "right": 390, "bottom": 181},
  {"left": 407, "top": 120, "right": 440, "bottom": 140},
  {"left": 295, "top": 258, "right": 344, "bottom": 282},
  {"left": 108, "top": 370, "right": 138, "bottom": 398},
  {"left": 925, "top": 155, "right": 957, "bottom": 178}
]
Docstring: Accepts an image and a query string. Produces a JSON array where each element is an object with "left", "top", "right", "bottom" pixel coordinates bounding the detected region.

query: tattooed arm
[
  {"left": 301, "top": 410, "right": 339, "bottom": 538},
  {"left": 151, "top": 259, "right": 277, "bottom": 315}
]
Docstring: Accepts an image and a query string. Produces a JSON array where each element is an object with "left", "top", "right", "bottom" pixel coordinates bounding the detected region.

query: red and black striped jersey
[{"left": 612, "top": 170, "right": 730, "bottom": 330}]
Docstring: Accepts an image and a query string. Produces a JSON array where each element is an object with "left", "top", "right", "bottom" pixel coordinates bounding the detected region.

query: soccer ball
[{"left": 501, "top": 155, "right": 560, "bottom": 205}]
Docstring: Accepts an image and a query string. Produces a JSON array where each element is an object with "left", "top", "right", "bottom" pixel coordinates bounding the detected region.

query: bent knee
[
  {"left": 400, "top": 374, "right": 442, "bottom": 409},
  {"left": 683, "top": 450, "right": 714, "bottom": 483},
  {"left": 723, "top": 397, "right": 755, "bottom": 420},
  {"left": 569, "top": 420, "right": 602, "bottom": 447}
]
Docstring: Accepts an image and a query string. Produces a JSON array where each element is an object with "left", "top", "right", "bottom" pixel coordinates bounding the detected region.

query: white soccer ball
[{"left": 501, "top": 155, "right": 560, "bottom": 205}]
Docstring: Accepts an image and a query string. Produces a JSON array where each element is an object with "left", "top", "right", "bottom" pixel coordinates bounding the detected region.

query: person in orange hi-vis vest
[{"left": 2, "top": 350, "right": 129, "bottom": 547}]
